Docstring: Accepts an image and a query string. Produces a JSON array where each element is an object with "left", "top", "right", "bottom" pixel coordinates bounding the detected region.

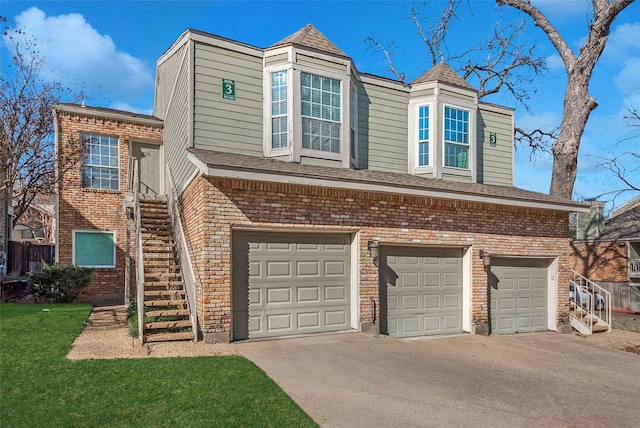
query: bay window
[
  {"left": 271, "top": 70, "right": 288, "bottom": 149},
  {"left": 301, "top": 72, "right": 341, "bottom": 154},
  {"left": 418, "top": 105, "right": 430, "bottom": 167}
]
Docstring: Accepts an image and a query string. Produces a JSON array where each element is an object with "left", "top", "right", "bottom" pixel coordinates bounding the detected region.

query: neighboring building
[
  {"left": 571, "top": 197, "right": 640, "bottom": 312},
  {"left": 55, "top": 25, "right": 587, "bottom": 341}
]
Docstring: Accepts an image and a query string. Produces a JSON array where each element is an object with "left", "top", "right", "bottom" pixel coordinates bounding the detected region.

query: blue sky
[{"left": 2, "top": 0, "right": 639, "bottom": 212}]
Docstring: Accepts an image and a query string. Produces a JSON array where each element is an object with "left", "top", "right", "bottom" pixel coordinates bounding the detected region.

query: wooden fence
[{"left": 7, "top": 242, "right": 55, "bottom": 277}]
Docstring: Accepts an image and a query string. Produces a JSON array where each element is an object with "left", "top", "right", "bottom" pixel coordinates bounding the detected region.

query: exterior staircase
[
  {"left": 139, "top": 197, "right": 194, "bottom": 342},
  {"left": 569, "top": 270, "right": 611, "bottom": 336}
]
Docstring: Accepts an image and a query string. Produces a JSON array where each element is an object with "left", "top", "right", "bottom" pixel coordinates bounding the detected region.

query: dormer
[
  {"left": 408, "top": 62, "right": 479, "bottom": 182},
  {"left": 262, "top": 25, "right": 358, "bottom": 168}
]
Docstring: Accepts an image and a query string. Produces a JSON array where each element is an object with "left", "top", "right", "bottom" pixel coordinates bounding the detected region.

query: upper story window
[
  {"left": 271, "top": 70, "right": 288, "bottom": 150},
  {"left": 301, "top": 72, "right": 341, "bottom": 153},
  {"left": 81, "top": 133, "right": 119, "bottom": 190},
  {"left": 443, "top": 106, "right": 469, "bottom": 170},
  {"left": 418, "top": 106, "right": 430, "bottom": 167}
]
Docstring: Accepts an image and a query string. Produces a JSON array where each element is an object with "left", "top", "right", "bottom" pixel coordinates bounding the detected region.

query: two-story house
[{"left": 55, "top": 25, "right": 587, "bottom": 343}]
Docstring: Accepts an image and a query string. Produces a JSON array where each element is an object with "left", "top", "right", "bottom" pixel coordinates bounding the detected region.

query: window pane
[
  {"left": 74, "top": 231, "right": 115, "bottom": 267},
  {"left": 301, "top": 72, "right": 341, "bottom": 153},
  {"left": 444, "top": 143, "right": 469, "bottom": 169},
  {"left": 271, "top": 71, "right": 288, "bottom": 149},
  {"left": 81, "top": 133, "right": 119, "bottom": 190}
]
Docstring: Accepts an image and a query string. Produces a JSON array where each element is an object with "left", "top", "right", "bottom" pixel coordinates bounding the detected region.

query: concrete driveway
[{"left": 235, "top": 332, "right": 640, "bottom": 427}]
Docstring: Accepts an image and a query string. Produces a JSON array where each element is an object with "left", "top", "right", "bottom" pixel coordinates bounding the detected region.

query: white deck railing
[
  {"left": 165, "top": 167, "right": 199, "bottom": 341},
  {"left": 570, "top": 270, "right": 611, "bottom": 334},
  {"left": 131, "top": 159, "right": 146, "bottom": 341}
]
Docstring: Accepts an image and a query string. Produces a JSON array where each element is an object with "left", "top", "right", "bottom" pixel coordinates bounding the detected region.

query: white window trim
[
  {"left": 350, "top": 81, "right": 359, "bottom": 168},
  {"left": 263, "top": 64, "right": 293, "bottom": 158},
  {"left": 408, "top": 98, "right": 436, "bottom": 176},
  {"left": 441, "top": 103, "right": 475, "bottom": 179},
  {"left": 72, "top": 230, "right": 116, "bottom": 268},
  {"left": 81, "top": 133, "right": 120, "bottom": 191},
  {"left": 263, "top": 61, "right": 352, "bottom": 165}
]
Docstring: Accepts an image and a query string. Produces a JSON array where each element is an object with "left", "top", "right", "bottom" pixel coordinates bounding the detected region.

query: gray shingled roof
[
  {"left": 54, "top": 103, "right": 162, "bottom": 125},
  {"left": 411, "top": 62, "right": 476, "bottom": 92},
  {"left": 188, "top": 148, "right": 586, "bottom": 211},
  {"left": 598, "top": 206, "right": 640, "bottom": 241},
  {"left": 268, "top": 24, "right": 348, "bottom": 57}
]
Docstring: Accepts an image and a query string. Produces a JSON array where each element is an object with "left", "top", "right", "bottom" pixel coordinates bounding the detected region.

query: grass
[{"left": 0, "top": 303, "right": 317, "bottom": 427}]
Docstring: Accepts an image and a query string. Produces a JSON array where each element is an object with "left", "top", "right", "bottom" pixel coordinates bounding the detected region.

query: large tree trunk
[{"left": 549, "top": 78, "right": 598, "bottom": 199}]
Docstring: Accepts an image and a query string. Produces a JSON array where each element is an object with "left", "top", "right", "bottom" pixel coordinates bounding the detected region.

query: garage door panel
[
  {"left": 298, "top": 312, "right": 320, "bottom": 328},
  {"left": 298, "top": 287, "right": 320, "bottom": 302},
  {"left": 423, "top": 294, "right": 440, "bottom": 309},
  {"left": 267, "top": 261, "right": 291, "bottom": 277},
  {"left": 382, "top": 247, "right": 463, "bottom": 338},
  {"left": 233, "top": 232, "right": 351, "bottom": 340},
  {"left": 401, "top": 295, "right": 420, "bottom": 310},
  {"left": 325, "top": 310, "right": 347, "bottom": 326},
  {"left": 491, "top": 259, "right": 547, "bottom": 335},
  {"left": 325, "top": 261, "right": 347, "bottom": 276}
]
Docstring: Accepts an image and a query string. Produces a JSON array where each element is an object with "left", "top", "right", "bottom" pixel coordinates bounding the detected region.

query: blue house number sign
[{"left": 222, "top": 79, "right": 235, "bottom": 100}]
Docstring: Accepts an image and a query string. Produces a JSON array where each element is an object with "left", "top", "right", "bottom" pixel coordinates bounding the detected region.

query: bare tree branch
[{"left": 364, "top": 37, "right": 406, "bottom": 83}]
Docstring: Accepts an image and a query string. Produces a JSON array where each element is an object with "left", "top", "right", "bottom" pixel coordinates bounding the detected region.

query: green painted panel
[{"left": 75, "top": 231, "right": 115, "bottom": 268}]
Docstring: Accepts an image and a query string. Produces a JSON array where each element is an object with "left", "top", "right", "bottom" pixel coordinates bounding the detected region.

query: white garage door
[
  {"left": 490, "top": 258, "right": 548, "bottom": 334},
  {"left": 233, "top": 232, "right": 351, "bottom": 340},
  {"left": 380, "top": 247, "right": 463, "bottom": 338}
]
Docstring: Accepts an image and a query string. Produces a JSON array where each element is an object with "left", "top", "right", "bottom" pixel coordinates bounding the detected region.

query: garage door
[
  {"left": 490, "top": 258, "right": 548, "bottom": 334},
  {"left": 380, "top": 247, "right": 463, "bottom": 338},
  {"left": 232, "top": 232, "right": 351, "bottom": 340}
]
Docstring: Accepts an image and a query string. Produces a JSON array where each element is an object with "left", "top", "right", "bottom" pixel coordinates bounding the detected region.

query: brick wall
[
  {"left": 56, "top": 110, "right": 162, "bottom": 304},
  {"left": 570, "top": 241, "right": 628, "bottom": 282},
  {"left": 179, "top": 175, "right": 572, "bottom": 341}
]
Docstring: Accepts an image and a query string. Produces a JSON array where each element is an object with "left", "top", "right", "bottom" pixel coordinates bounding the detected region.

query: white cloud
[
  {"left": 614, "top": 57, "right": 640, "bottom": 96},
  {"left": 545, "top": 54, "right": 564, "bottom": 71},
  {"left": 109, "top": 102, "right": 153, "bottom": 116},
  {"left": 6, "top": 7, "right": 153, "bottom": 106},
  {"left": 604, "top": 22, "right": 640, "bottom": 61}
]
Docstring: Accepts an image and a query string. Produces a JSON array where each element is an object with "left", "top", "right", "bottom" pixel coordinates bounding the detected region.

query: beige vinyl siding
[
  {"left": 477, "top": 107, "right": 513, "bottom": 186},
  {"left": 154, "top": 43, "right": 188, "bottom": 120},
  {"left": 299, "top": 157, "right": 342, "bottom": 168},
  {"left": 441, "top": 88, "right": 475, "bottom": 103},
  {"left": 193, "top": 42, "right": 263, "bottom": 156},
  {"left": 163, "top": 43, "right": 196, "bottom": 191},
  {"left": 295, "top": 53, "right": 348, "bottom": 74},
  {"left": 442, "top": 173, "right": 473, "bottom": 183},
  {"left": 410, "top": 87, "right": 435, "bottom": 98},
  {"left": 359, "top": 81, "right": 408, "bottom": 173},
  {"left": 265, "top": 52, "right": 288, "bottom": 66}
]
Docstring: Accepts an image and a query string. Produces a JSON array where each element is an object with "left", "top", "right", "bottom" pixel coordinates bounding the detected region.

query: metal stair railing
[
  {"left": 165, "top": 166, "right": 199, "bottom": 341},
  {"left": 570, "top": 270, "right": 611, "bottom": 334}
]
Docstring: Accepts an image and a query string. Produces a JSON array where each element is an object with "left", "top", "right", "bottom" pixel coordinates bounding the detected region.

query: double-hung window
[
  {"left": 418, "top": 105, "right": 430, "bottom": 167},
  {"left": 301, "top": 72, "right": 341, "bottom": 154},
  {"left": 444, "top": 106, "right": 469, "bottom": 169},
  {"left": 81, "top": 133, "right": 119, "bottom": 190},
  {"left": 271, "top": 70, "right": 288, "bottom": 149}
]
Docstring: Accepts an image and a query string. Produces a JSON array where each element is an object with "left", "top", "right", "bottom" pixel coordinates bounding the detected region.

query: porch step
[
  {"left": 144, "top": 281, "right": 183, "bottom": 288},
  {"left": 145, "top": 331, "right": 194, "bottom": 343},
  {"left": 145, "top": 309, "right": 190, "bottom": 317},
  {"left": 144, "top": 290, "right": 186, "bottom": 297},
  {"left": 145, "top": 299, "right": 187, "bottom": 307},
  {"left": 145, "top": 320, "right": 192, "bottom": 329}
]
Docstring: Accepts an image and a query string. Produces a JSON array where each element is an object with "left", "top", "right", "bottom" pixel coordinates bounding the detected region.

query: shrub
[
  {"left": 28, "top": 263, "right": 91, "bottom": 303},
  {"left": 126, "top": 299, "right": 139, "bottom": 338}
]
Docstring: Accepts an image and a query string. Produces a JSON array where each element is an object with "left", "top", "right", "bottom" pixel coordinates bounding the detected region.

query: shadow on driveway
[{"left": 235, "top": 332, "right": 639, "bottom": 428}]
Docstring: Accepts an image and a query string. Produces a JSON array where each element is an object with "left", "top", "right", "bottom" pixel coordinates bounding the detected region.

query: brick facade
[
  {"left": 56, "top": 109, "right": 163, "bottom": 304},
  {"left": 180, "top": 175, "right": 573, "bottom": 342},
  {"left": 570, "top": 241, "right": 628, "bottom": 282}
]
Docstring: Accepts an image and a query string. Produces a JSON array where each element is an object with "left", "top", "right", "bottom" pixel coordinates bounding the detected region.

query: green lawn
[{"left": 0, "top": 303, "right": 317, "bottom": 427}]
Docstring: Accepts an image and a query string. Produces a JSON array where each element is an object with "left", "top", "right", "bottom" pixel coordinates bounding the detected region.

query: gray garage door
[
  {"left": 233, "top": 232, "right": 351, "bottom": 340},
  {"left": 490, "top": 258, "right": 548, "bottom": 334},
  {"left": 380, "top": 247, "right": 463, "bottom": 338}
]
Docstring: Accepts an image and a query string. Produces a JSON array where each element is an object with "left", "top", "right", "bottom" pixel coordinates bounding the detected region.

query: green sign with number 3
[{"left": 222, "top": 79, "right": 235, "bottom": 100}]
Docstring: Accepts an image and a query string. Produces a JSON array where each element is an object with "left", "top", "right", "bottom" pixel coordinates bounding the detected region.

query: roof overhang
[{"left": 187, "top": 152, "right": 588, "bottom": 213}]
